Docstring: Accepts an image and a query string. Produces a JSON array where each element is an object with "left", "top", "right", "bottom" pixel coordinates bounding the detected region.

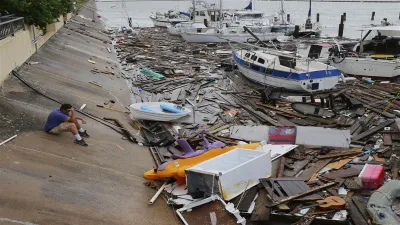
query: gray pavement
[{"left": 0, "top": 3, "right": 178, "bottom": 225}]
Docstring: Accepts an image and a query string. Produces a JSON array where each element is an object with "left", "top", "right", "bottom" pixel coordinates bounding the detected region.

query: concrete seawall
[
  {"left": 0, "top": 14, "right": 72, "bottom": 84},
  {"left": 0, "top": 3, "right": 177, "bottom": 225}
]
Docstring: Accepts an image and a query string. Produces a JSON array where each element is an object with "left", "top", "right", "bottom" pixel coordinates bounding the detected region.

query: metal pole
[
  {"left": 32, "top": 26, "right": 37, "bottom": 52},
  {"left": 149, "top": 182, "right": 167, "bottom": 204},
  {"left": 0, "top": 135, "right": 17, "bottom": 146}
]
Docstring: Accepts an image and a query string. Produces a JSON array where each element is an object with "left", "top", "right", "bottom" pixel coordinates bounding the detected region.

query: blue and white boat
[{"left": 232, "top": 49, "right": 342, "bottom": 92}]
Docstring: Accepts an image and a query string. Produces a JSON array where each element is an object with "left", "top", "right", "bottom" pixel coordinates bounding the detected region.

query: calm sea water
[{"left": 96, "top": 0, "right": 400, "bottom": 38}]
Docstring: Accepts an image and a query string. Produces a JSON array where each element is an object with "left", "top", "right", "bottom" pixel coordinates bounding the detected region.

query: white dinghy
[{"left": 130, "top": 102, "right": 191, "bottom": 122}]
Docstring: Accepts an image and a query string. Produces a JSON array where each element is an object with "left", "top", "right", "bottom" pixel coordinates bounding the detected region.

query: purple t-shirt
[{"left": 45, "top": 109, "right": 69, "bottom": 132}]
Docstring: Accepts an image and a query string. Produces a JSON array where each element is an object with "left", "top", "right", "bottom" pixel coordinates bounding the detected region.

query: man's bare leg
[
  {"left": 69, "top": 123, "right": 88, "bottom": 146},
  {"left": 70, "top": 117, "right": 81, "bottom": 130},
  {"left": 69, "top": 123, "right": 79, "bottom": 135}
]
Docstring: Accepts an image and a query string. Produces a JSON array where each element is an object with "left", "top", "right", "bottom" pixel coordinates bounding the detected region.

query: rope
[{"left": 12, "top": 70, "right": 124, "bottom": 133}]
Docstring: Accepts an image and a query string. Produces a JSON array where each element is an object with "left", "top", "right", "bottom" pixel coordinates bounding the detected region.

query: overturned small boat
[
  {"left": 130, "top": 102, "right": 191, "bottom": 122},
  {"left": 232, "top": 48, "right": 342, "bottom": 92}
]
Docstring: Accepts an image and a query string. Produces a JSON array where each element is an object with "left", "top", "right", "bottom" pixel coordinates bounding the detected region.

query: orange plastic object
[{"left": 144, "top": 143, "right": 260, "bottom": 184}]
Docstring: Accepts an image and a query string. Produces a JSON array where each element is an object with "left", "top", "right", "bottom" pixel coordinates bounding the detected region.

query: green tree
[{"left": 0, "top": 0, "right": 73, "bottom": 32}]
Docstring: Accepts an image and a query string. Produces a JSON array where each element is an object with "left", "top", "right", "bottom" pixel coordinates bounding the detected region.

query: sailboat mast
[
  {"left": 308, "top": 0, "right": 311, "bottom": 19},
  {"left": 280, "top": 0, "right": 284, "bottom": 22},
  {"left": 219, "top": 0, "right": 223, "bottom": 28},
  {"left": 253, "top": 0, "right": 256, "bottom": 12},
  {"left": 192, "top": 0, "right": 195, "bottom": 21}
]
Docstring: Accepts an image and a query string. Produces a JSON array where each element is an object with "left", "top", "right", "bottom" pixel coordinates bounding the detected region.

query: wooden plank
[
  {"left": 352, "top": 120, "right": 395, "bottom": 141},
  {"left": 259, "top": 180, "right": 281, "bottom": 200},
  {"left": 237, "top": 186, "right": 258, "bottom": 212},
  {"left": 298, "top": 159, "right": 331, "bottom": 181},
  {"left": 268, "top": 179, "right": 321, "bottom": 200},
  {"left": 250, "top": 188, "right": 271, "bottom": 222},
  {"left": 350, "top": 120, "right": 361, "bottom": 135},
  {"left": 383, "top": 133, "right": 393, "bottom": 146},
  {"left": 270, "top": 182, "right": 336, "bottom": 207},
  {"left": 317, "top": 150, "right": 361, "bottom": 159},
  {"left": 351, "top": 195, "right": 370, "bottom": 222},
  {"left": 323, "top": 167, "right": 362, "bottom": 179},
  {"left": 271, "top": 180, "right": 285, "bottom": 197},
  {"left": 347, "top": 199, "right": 369, "bottom": 225},
  {"left": 258, "top": 103, "right": 307, "bottom": 118},
  {"left": 325, "top": 157, "right": 355, "bottom": 169},
  {"left": 277, "top": 157, "right": 286, "bottom": 178},
  {"left": 283, "top": 160, "right": 310, "bottom": 177}
]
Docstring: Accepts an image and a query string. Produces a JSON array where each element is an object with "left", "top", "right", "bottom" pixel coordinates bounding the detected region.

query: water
[{"left": 96, "top": 0, "right": 400, "bottom": 38}]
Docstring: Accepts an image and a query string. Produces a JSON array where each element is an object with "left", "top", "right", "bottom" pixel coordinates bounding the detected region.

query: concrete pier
[{"left": 0, "top": 3, "right": 177, "bottom": 225}]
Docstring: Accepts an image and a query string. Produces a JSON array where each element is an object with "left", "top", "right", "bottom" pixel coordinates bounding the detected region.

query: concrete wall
[{"left": 0, "top": 13, "right": 72, "bottom": 84}]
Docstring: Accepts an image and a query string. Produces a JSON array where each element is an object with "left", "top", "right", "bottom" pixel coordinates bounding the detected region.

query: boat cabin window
[
  {"left": 251, "top": 64, "right": 261, "bottom": 71},
  {"left": 245, "top": 53, "right": 250, "bottom": 58},
  {"left": 279, "top": 56, "right": 296, "bottom": 69},
  {"left": 257, "top": 58, "right": 265, "bottom": 64},
  {"left": 265, "top": 68, "right": 273, "bottom": 74},
  {"left": 308, "top": 45, "right": 322, "bottom": 59},
  {"left": 236, "top": 13, "right": 263, "bottom": 20},
  {"left": 360, "top": 32, "right": 400, "bottom": 55},
  {"left": 200, "top": 11, "right": 206, "bottom": 16},
  {"left": 250, "top": 55, "right": 257, "bottom": 61}
]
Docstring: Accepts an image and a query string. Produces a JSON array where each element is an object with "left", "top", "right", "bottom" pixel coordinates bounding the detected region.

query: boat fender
[
  {"left": 160, "top": 104, "right": 184, "bottom": 113},
  {"left": 367, "top": 180, "right": 400, "bottom": 225}
]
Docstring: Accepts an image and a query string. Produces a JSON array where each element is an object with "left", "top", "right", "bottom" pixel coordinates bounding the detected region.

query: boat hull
[
  {"left": 130, "top": 102, "right": 191, "bottom": 121},
  {"left": 271, "top": 24, "right": 295, "bottom": 35},
  {"left": 150, "top": 17, "right": 189, "bottom": 28},
  {"left": 330, "top": 57, "right": 400, "bottom": 79},
  {"left": 181, "top": 32, "right": 282, "bottom": 43},
  {"left": 233, "top": 52, "right": 340, "bottom": 92}
]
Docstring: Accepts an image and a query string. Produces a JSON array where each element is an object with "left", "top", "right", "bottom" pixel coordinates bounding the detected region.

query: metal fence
[{"left": 0, "top": 15, "right": 25, "bottom": 40}]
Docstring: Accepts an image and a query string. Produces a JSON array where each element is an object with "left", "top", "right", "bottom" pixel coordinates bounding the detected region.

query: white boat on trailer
[
  {"left": 232, "top": 48, "right": 342, "bottom": 92},
  {"left": 329, "top": 26, "right": 400, "bottom": 80}
]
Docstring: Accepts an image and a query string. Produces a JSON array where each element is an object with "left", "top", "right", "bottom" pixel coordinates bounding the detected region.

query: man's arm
[
  {"left": 64, "top": 108, "right": 75, "bottom": 122},
  {"left": 76, "top": 117, "right": 87, "bottom": 124},
  {"left": 64, "top": 108, "right": 86, "bottom": 124}
]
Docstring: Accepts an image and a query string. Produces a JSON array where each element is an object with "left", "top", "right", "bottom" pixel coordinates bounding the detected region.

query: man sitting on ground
[{"left": 45, "top": 103, "right": 90, "bottom": 146}]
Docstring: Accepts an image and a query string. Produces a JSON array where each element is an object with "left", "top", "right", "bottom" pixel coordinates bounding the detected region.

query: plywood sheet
[{"left": 325, "top": 157, "right": 355, "bottom": 169}]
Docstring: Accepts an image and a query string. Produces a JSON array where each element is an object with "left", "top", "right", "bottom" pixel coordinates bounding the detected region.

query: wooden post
[
  {"left": 320, "top": 98, "right": 325, "bottom": 107},
  {"left": 302, "top": 97, "right": 307, "bottom": 103},
  {"left": 287, "top": 14, "right": 290, "bottom": 22},
  {"left": 310, "top": 95, "right": 315, "bottom": 103},
  {"left": 338, "top": 15, "right": 344, "bottom": 38},
  {"left": 329, "top": 94, "right": 334, "bottom": 109},
  {"left": 343, "top": 12, "right": 347, "bottom": 21},
  {"left": 294, "top": 25, "right": 300, "bottom": 37},
  {"left": 371, "top": 11, "right": 375, "bottom": 20},
  {"left": 316, "top": 13, "right": 320, "bottom": 22}
]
